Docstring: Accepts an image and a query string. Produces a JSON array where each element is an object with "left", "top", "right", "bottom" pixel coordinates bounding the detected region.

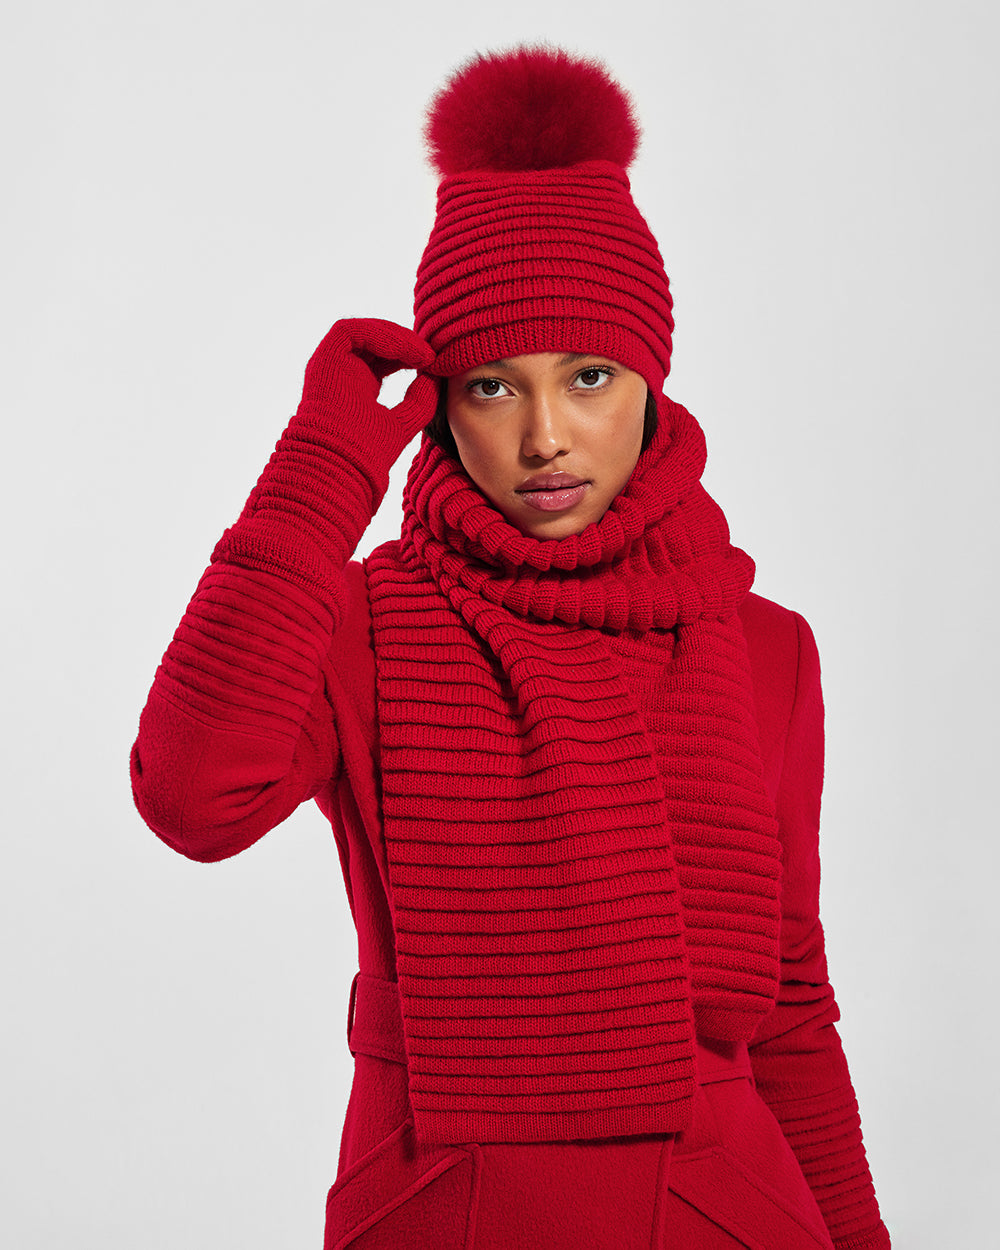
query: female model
[{"left": 131, "top": 46, "right": 890, "bottom": 1250}]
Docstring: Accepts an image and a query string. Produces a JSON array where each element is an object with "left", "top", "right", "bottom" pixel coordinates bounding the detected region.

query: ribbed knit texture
[
  {"left": 413, "top": 160, "right": 674, "bottom": 396},
  {"left": 608, "top": 624, "right": 786, "bottom": 1038},
  {"left": 130, "top": 374, "right": 890, "bottom": 1237},
  {"left": 365, "top": 399, "right": 782, "bottom": 1145},
  {"left": 777, "top": 1083, "right": 886, "bottom": 1246}
]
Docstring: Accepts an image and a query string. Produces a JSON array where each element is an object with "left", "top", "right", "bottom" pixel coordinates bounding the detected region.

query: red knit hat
[{"left": 414, "top": 46, "right": 674, "bottom": 395}]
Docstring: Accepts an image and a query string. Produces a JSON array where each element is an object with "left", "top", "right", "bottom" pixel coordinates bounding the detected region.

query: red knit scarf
[{"left": 365, "top": 398, "right": 781, "bottom": 1146}]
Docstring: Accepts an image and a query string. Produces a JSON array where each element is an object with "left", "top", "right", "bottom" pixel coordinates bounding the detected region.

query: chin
[{"left": 514, "top": 512, "right": 594, "bottom": 540}]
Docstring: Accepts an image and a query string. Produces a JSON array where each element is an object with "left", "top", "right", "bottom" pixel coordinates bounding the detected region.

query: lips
[{"left": 516, "top": 472, "right": 590, "bottom": 514}]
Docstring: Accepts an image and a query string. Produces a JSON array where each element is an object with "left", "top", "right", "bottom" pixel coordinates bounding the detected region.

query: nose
[{"left": 520, "top": 393, "right": 571, "bottom": 461}]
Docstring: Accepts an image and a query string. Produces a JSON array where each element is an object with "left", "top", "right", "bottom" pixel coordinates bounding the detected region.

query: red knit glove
[
  {"left": 297, "top": 317, "right": 437, "bottom": 460},
  {"left": 212, "top": 318, "right": 437, "bottom": 603}
]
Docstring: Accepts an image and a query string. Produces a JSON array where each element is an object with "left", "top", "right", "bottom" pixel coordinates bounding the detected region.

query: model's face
[{"left": 445, "top": 352, "right": 647, "bottom": 540}]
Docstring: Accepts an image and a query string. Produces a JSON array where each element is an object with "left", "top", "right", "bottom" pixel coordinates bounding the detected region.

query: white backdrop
[{"left": 3, "top": 2, "right": 997, "bottom": 1246}]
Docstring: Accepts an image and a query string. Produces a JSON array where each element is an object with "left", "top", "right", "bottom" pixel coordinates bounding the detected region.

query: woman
[{"left": 131, "top": 47, "right": 891, "bottom": 1249}]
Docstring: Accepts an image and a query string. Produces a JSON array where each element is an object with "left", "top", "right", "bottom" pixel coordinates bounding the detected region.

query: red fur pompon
[{"left": 425, "top": 45, "right": 640, "bottom": 175}]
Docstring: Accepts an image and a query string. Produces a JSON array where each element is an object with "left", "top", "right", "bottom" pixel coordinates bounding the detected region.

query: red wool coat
[{"left": 132, "top": 549, "right": 890, "bottom": 1249}]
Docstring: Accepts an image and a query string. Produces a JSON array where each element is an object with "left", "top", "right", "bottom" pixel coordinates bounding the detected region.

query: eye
[
  {"left": 467, "top": 377, "right": 512, "bottom": 399},
  {"left": 573, "top": 365, "right": 615, "bottom": 390}
]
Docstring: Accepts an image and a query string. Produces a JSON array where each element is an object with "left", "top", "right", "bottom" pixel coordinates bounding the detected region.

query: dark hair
[
  {"left": 425, "top": 381, "right": 659, "bottom": 458},
  {"left": 425, "top": 379, "right": 459, "bottom": 458},
  {"left": 641, "top": 390, "right": 659, "bottom": 451}
]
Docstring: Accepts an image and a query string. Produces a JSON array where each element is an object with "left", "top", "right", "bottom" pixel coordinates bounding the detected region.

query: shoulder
[
  {"left": 319, "top": 561, "right": 377, "bottom": 740},
  {"left": 741, "top": 591, "right": 820, "bottom": 681},
  {"left": 741, "top": 589, "right": 803, "bottom": 649},
  {"left": 740, "top": 592, "right": 822, "bottom": 762},
  {"left": 334, "top": 560, "right": 374, "bottom": 656}
]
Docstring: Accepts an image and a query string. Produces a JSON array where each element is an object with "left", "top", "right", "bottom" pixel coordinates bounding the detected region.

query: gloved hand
[
  {"left": 213, "top": 318, "right": 438, "bottom": 600},
  {"left": 297, "top": 318, "right": 438, "bottom": 463}
]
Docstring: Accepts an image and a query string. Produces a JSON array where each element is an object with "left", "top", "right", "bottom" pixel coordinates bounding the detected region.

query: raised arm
[{"left": 130, "top": 320, "right": 436, "bottom": 862}]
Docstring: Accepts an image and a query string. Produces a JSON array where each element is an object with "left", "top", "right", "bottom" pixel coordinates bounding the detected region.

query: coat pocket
[
  {"left": 666, "top": 1147, "right": 833, "bottom": 1249},
  {"left": 324, "top": 1119, "right": 480, "bottom": 1250}
]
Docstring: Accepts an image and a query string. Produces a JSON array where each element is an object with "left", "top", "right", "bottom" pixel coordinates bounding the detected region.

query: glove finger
[
  {"left": 337, "top": 318, "right": 436, "bottom": 379},
  {"left": 390, "top": 372, "right": 442, "bottom": 442}
]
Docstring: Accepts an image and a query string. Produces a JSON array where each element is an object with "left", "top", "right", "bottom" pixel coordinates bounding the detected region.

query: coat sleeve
[
  {"left": 130, "top": 560, "right": 346, "bottom": 863},
  {"left": 748, "top": 612, "right": 891, "bottom": 1250},
  {"left": 130, "top": 428, "right": 395, "bottom": 863}
]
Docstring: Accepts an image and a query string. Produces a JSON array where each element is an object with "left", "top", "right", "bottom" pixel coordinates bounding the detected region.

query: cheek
[
  {"left": 447, "top": 413, "right": 507, "bottom": 497},
  {"left": 607, "top": 404, "right": 646, "bottom": 485},
  {"left": 450, "top": 418, "right": 490, "bottom": 470}
]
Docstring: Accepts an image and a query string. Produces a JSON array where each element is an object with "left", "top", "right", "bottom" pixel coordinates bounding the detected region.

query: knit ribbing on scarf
[{"left": 365, "top": 400, "right": 782, "bottom": 1145}]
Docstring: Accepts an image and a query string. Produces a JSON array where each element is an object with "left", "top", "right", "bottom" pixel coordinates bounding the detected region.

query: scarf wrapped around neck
[{"left": 364, "top": 397, "right": 782, "bottom": 1146}]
